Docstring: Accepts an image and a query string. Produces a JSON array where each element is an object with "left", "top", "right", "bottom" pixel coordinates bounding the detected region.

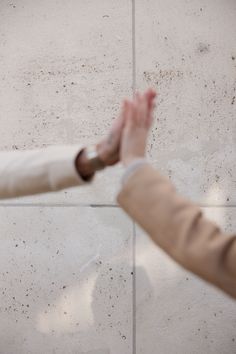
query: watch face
[{"left": 86, "top": 146, "right": 105, "bottom": 171}]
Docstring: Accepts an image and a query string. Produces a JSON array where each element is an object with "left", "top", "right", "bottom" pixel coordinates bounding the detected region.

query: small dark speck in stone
[
  {"left": 198, "top": 43, "right": 210, "bottom": 54},
  {"left": 122, "top": 335, "right": 126, "bottom": 340},
  {"left": 62, "top": 285, "right": 66, "bottom": 289},
  {"left": 227, "top": 198, "right": 230, "bottom": 202},
  {"left": 231, "top": 96, "right": 235, "bottom": 105},
  {"left": 232, "top": 56, "right": 235, "bottom": 61},
  {"left": 232, "top": 338, "right": 235, "bottom": 342},
  {"left": 131, "top": 272, "right": 134, "bottom": 275},
  {"left": 15, "top": 244, "right": 18, "bottom": 247}
]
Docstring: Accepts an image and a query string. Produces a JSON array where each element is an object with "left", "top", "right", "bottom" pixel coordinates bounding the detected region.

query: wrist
[
  {"left": 123, "top": 154, "right": 146, "bottom": 167},
  {"left": 75, "top": 149, "right": 95, "bottom": 180},
  {"left": 96, "top": 142, "right": 108, "bottom": 166}
]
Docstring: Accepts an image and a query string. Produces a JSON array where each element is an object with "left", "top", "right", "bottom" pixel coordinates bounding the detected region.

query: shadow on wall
[{"left": 34, "top": 247, "right": 152, "bottom": 353}]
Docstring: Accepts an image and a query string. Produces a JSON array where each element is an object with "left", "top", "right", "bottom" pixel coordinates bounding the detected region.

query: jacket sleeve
[
  {"left": 117, "top": 164, "right": 236, "bottom": 298},
  {"left": 0, "top": 145, "right": 89, "bottom": 199}
]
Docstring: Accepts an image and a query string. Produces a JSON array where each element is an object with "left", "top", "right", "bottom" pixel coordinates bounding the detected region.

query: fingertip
[
  {"left": 146, "top": 88, "right": 157, "bottom": 99},
  {"left": 123, "top": 99, "right": 129, "bottom": 108}
]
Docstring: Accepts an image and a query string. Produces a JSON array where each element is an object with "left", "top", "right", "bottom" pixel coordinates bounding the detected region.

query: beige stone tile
[
  {"left": 0, "top": 206, "right": 133, "bottom": 353},
  {"left": 135, "top": 207, "right": 236, "bottom": 354},
  {"left": 136, "top": 0, "right": 236, "bottom": 204},
  {"left": 0, "top": 0, "right": 132, "bottom": 204}
]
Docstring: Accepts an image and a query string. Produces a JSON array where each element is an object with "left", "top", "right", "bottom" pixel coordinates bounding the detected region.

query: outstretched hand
[
  {"left": 120, "top": 88, "right": 156, "bottom": 166},
  {"left": 96, "top": 88, "right": 156, "bottom": 167},
  {"left": 96, "top": 107, "right": 125, "bottom": 166}
]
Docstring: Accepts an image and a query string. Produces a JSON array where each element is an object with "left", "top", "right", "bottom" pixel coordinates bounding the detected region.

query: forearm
[
  {"left": 0, "top": 145, "right": 89, "bottom": 199},
  {"left": 118, "top": 164, "right": 236, "bottom": 298}
]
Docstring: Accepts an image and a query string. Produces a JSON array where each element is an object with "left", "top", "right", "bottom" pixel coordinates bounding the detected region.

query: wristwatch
[{"left": 84, "top": 145, "right": 106, "bottom": 171}]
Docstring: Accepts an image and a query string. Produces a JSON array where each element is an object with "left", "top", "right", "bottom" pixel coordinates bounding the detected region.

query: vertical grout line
[
  {"left": 131, "top": 0, "right": 137, "bottom": 352},
  {"left": 132, "top": 221, "right": 137, "bottom": 354},
  {"left": 132, "top": 0, "right": 136, "bottom": 97}
]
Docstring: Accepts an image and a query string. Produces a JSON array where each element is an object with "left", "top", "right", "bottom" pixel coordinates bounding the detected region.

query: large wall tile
[
  {"left": 136, "top": 0, "right": 236, "bottom": 204},
  {"left": 0, "top": 0, "right": 132, "bottom": 204},
  {"left": 0, "top": 207, "right": 133, "bottom": 354},
  {"left": 136, "top": 207, "right": 236, "bottom": 354}
]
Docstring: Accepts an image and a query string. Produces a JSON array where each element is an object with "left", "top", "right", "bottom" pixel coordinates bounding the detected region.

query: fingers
[
  {"left": 120, "top": 99, "right": 132, "bottom": 130},
  {"left": 146, "top": 100, "right": 155, "bottom": 128},
  {"left": 135, "top": 89, "right": 156, "bottom": 127},
  {"left": 122, "top": 88, "right": 156, "bottom": 129},
  {"left": 137, "top": 93, "right": 149, "bottom": 126}
]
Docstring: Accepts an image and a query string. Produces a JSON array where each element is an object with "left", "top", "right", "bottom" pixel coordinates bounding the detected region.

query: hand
[
  {"left": 96, "top": 107, "right": 125, "bottom": 166},
  {"left": 120, "top": 88, "right": 156, "bottom": 166},
  {"left": 75, "top": 105, "right": 125, "bottom": 180}
]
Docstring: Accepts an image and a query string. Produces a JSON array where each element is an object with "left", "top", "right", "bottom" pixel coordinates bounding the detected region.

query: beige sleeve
[
  {"left": 0, "top": 145, "right": 88, "bottom": 199},
  {"left": 117, "top": 164, "right": 236, "bottom": 298}
]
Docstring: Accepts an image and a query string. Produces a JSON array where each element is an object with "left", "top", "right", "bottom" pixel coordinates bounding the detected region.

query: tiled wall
[{"left": 0, "top": 1, "right": 235, "bottom": 353}]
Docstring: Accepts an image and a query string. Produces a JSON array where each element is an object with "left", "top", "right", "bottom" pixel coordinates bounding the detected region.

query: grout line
[
  {"left": 0, "top": 203, "right": 120, "bottom": 208},
  {"left": 199, "top": 204, "right": 236, "bottom": 208},
  {"left": 131, "top": 0, "right": 137, "bottom": 353},
  {"left": 0, "top": 203, "right": 236, "bottom": 208},
  {"left": 132, "top": 0, "right": 136, "bottom": 96},
  {"left": 132, "top": 221, "right": 137, "bottom": 354}
]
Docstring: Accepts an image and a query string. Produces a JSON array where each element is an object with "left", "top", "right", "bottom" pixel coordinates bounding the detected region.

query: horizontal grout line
[
  {"left": 0, "top": 203, "right": 120, "bottom": 208},
  {"left": 0, "top": 203, "right": 235, "bottom": 209},
  {"left": 199, "top": 204, "right": 236, "bottom": 208}
]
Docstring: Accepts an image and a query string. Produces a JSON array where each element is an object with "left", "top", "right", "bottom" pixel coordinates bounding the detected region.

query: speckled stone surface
[
  {"left": 136, "top": 0, "right": 236, "bottom": 205},
  {"left": 136, "top": 207, "right": 236, "bottom": 354},
  {"left": 0, "top": 0, "right": 235, "bottom": 353},
  {"left": 0, "top": 0, "right": 132, "bottom": 205},
  {"left": 0, "top": 207, "right": 133, "bottom": 354}
]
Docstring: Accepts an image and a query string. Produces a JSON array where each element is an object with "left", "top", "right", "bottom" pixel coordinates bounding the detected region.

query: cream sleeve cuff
[{"left": 121, "top": 158, "right": 148, "bottom": 186}]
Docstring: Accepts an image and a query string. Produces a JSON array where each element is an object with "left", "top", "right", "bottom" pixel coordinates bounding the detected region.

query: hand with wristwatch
[
  {"left": 75, "top": 88, "right": 156, "bottom": 181},
  {"left": 75, "top": 105, "right": 125, "bottom": 180}
]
